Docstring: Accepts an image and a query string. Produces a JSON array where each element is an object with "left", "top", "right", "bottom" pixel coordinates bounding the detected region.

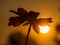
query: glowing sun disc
[{"left": 39, "top": 25, "right": 50, "bottom": 34}]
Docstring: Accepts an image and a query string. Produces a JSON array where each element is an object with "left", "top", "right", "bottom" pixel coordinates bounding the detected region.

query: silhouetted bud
[{"left": 56, "top": 23, "right": 60, "bottom": 32}]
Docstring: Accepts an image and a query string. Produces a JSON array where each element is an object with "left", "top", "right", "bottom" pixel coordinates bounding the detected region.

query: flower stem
[{"left": 25, "top": 24, "right": 31, "bottom": 45}]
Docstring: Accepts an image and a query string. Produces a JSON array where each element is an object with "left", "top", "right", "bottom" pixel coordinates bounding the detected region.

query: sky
[{"left": 0, "top": 0, "right": 60, "bottom": 45}]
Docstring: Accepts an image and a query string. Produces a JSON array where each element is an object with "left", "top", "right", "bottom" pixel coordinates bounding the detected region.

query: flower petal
[
  {"left": 8, "top": 16, "right": 26, "bottom": 27},
  {"left": 33, "top": 24, "right": 40, "bottom": 33},
  {"left": 29, "top": 11, "right": 40, "bottom": 19}
]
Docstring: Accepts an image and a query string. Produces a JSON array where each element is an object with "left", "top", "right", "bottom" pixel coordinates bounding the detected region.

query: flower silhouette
[{"left": 8, "top": 8, "right": 52, "bottom": 45}]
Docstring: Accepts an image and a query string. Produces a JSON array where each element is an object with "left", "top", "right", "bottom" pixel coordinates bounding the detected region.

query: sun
[{"left": 39, "top": 25, "right": 50, "bottom": 34}]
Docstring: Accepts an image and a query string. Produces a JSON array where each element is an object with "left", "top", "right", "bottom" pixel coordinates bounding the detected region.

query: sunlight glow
[{"left": 39, "top": 25, "right": 50, "bottom": 34}]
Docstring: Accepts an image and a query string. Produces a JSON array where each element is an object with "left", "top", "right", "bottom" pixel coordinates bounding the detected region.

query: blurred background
[{"left": 0, "top": 0, "right": 60, "bottom": 45}]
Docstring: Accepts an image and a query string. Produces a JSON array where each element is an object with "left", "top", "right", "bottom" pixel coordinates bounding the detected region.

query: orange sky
[{"left": 0, "top": 0, "right": 60, "bottom": 45}]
